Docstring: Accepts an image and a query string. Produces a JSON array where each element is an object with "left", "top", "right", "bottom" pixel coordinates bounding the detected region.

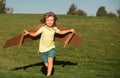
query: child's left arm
[{"left": 58, "top": 29, "right": 75, "bottom": 35}]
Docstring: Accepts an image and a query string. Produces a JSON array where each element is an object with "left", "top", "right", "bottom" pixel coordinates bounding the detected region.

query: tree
[
  {"left": 107, "top": 12, "right": 117, "bottom": 18},
  {"left": 96, "top": 6, "right": 107, "bottom": 17},
  {"left": 0, "top": 0, "right": 6, "bottom": 13},
  {"left": 67, "top": 3, "right": 87, "bottom": 16},
  {"left": 117, "top": 7, "right": 120, "bottom": 18},
  {"left": 67, "top": 4, "right": 77, "bottom": 15},
  {"left": 75, "top": 9, "right": 87, "bottom": 16}
]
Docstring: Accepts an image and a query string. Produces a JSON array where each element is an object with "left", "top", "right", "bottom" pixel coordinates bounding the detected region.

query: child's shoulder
[
  {"left": 40, "top": 25, "right": 47, "bottom": 30},
  {"left": 40, "top": 24, "right": 46, "bottom": 27}
]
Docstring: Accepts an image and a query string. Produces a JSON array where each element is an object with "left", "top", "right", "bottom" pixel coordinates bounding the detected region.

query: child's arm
[
  {"left": 58, "top": 29, "right": 75, "bottom": 35},
  {"left": 24, "top": 30, "right": 40, "bottom": 37}
]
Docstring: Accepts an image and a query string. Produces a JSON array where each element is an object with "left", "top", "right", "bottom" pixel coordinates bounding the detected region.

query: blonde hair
[{"left": 40, "top": 11, "right": 57, "bottom": 26}]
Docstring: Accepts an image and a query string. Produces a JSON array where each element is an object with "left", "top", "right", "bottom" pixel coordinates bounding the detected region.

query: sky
[{"left": 6, "top": 0, "right": 120, "bottom": 16}]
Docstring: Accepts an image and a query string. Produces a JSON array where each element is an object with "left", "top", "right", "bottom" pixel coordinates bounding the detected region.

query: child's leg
[
  {"left": 40, "top": 48, "right": 55, "bottom": 76},
  {"left": 47, "top": 57, "right": 53, "bottom": 76},
  {"left": 45, "top": 63, "right": 48, "bottom": 67},
  {"left": 47, "top": 48, "right": 56, "bottom": 76}
]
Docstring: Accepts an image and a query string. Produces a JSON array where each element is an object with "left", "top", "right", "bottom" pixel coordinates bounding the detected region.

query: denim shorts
[{"left": 39, "top": 48, "right": 56, "bottom": 63}]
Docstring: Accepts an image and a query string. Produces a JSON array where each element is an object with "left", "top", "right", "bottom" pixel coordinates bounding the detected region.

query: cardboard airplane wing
[{"left": 3, "top": 24, "right": 82, "bottom": 49}]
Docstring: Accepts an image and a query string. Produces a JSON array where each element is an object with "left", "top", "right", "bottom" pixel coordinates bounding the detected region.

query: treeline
[
  {"left": 0, "top": 1, "right": 120, "bottom": 18},
  {"left": 67, "top": 4, "right": 120, "bottom": 18}
]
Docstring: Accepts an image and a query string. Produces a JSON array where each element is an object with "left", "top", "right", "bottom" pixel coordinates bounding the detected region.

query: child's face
[{"left": 45, "top": 16, "right": 54, "bottom": 27}]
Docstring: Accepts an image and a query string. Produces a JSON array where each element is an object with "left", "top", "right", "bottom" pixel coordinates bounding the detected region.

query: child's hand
[
  {"left": 70, "top": 29, "right": 75, "bottom": 33},
  {"left": 24, "top": 30, "right": 29, "bottom": 35}
]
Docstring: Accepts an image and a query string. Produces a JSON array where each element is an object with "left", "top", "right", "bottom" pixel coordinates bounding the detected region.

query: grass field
[{"left": 0, "top": 14, "right": 120, "bottom": 78}]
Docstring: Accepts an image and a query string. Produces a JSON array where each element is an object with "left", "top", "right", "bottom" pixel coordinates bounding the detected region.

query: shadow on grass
[
  {"left": 10, "top": 60, "right": 77, "bottom": 71},
  {"left": 10, "top": 58, "right": 77, "bottom": 76}
]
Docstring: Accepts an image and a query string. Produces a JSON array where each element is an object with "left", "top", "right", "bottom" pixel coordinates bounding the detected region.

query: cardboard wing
[{"left": 3, "top": 24, "right": 82, "bottom": 49}]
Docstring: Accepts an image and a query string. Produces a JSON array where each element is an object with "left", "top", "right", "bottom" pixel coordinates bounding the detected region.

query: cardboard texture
[{"left": 3, "top": 24, "right": 82, "bottom": 49}]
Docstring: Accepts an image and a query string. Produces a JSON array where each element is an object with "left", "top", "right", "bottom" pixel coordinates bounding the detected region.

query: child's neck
[{"left": 47, "top": 25, "right": 53, "bottom": 28}]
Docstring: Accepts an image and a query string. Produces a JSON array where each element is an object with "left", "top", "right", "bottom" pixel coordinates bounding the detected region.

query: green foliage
[
  {"left": 67, "top": 4, "right": 77, "bottom": 15},
  {"left": 107, "top": 12, "right": 117, "bottom": 18},
  {"left": 96, "top": 6, "right": 118, "bottom": 18},
  {"left": 117, "top": 7, "right": 120, "bottom": 18},
  {"left": 96, "top": 6, "right": 107, "bottom": 17},
  {"left": 0, "top": 14, "right": 120, "bottom": 78},
  {"left": 67, "top": 3, "right": 87, "bottom": 16},
  {"left": 75, "top": 9, "right": 87, "bottom": 16},
  {"left": 0, "top": 0, "right": 6, "bottom": 13}
]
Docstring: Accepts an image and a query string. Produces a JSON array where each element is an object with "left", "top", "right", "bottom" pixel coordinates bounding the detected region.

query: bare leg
[
  {"left": 45, "top": 63, "right": 48, "bottom": 67},
  {"left": 47, "top": 57, "right": 53, "bottom": 76}
]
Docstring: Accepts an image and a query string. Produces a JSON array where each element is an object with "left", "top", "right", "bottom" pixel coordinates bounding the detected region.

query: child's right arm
[{"left": 24, "top": 30, "right": 39, "bottom": 37}]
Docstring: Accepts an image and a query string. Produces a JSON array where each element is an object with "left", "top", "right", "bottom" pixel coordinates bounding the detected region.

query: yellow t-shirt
[{"left": 37, "top": 25, "right": 60, "bottom": 52}]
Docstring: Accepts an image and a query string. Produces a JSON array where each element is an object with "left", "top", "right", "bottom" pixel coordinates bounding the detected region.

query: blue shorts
[{"left": 39, "top": 48, "right": 56, "bottom": 63}]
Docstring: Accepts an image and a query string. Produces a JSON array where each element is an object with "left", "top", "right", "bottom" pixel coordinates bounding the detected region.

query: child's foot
[
  {"left": 47, "top": 74, "right": 51, "bottom": 77},
  {"left": 41, "top": 65, "right": 47, "bottom": 75}
]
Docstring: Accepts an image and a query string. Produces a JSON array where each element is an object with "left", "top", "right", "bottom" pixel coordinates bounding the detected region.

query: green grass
[{"left": 0, "top": 14, "right": 120, "bottom": 78}]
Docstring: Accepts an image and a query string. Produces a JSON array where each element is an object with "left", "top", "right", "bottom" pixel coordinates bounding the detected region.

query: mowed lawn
[{"left": 0, "top": 14, "right": 120, "bottom": 78}]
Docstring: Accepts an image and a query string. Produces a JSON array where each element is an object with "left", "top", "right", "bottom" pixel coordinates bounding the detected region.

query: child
[{"left": 24, "top": 11, "right": 75, "bottom": 76}]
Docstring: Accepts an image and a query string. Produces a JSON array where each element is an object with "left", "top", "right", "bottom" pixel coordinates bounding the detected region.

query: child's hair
[{"left": 40, "top": 11, "right": 57, "bottom": 26}]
